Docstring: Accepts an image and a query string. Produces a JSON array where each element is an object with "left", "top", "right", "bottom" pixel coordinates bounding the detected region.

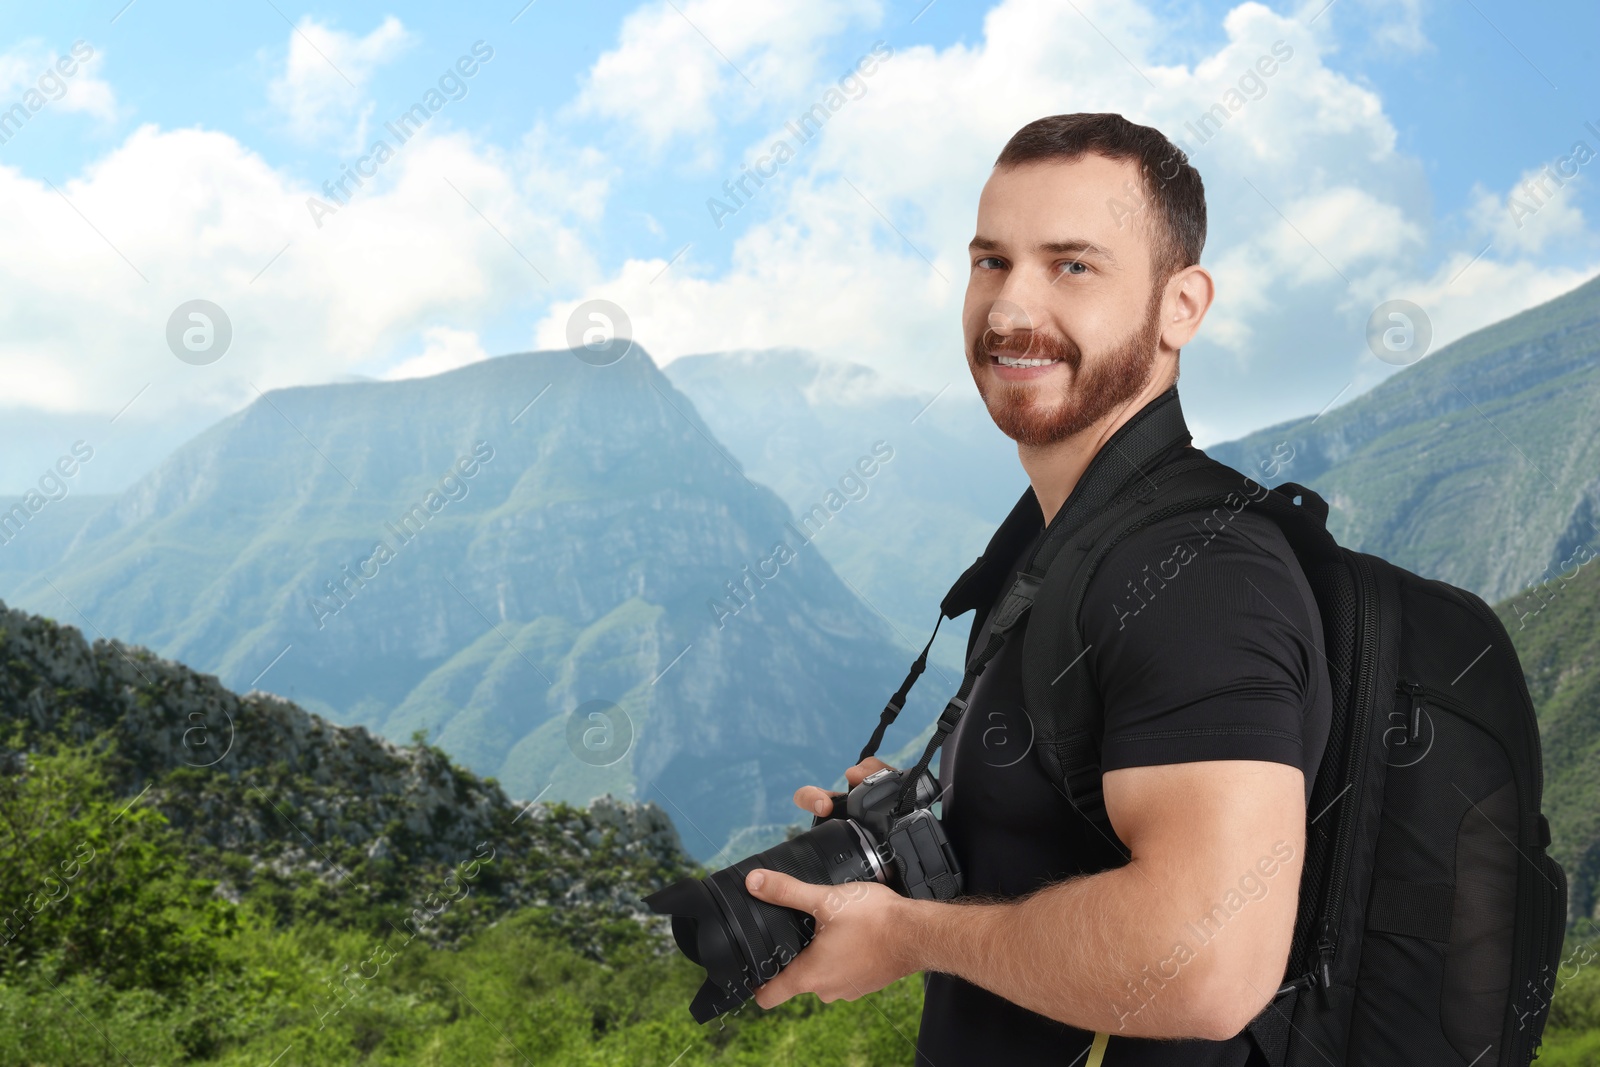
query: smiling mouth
[{"left": 990, "top": 352, "right": 1063, "bottom": 368}]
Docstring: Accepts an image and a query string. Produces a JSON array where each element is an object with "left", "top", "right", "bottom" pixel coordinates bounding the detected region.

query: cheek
[
  {"left": 962, "top": 290, "right": 987, "bottom": 327},
  {"left": 1084, "top": 293, "right": 1150, "bottom": 343},
  {"left": 962, "top": 305, "right": 990, "bottom": 348}
]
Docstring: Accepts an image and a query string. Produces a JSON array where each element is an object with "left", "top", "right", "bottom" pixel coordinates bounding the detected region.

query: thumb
[{"left": 844, "top": 756, "right": 892, "bottom": 786}]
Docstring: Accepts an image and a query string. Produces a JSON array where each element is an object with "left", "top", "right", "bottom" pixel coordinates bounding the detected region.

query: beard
[{"left": 967, "top": 287, "right": 1165, "bottom": 448}]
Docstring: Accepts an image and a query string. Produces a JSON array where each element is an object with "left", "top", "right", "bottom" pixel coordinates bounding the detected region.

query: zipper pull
[
  {"left": 1316, "top": 919, "right": 1336, "bottom": 990},
  {"left": 1398, "top": 680, "right": 1425, "bottom": 745}
]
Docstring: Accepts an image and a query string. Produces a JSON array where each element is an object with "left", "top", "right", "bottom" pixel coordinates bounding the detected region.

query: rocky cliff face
[{"left": 0, "top": 600, "right": 693, "bottom": 920}]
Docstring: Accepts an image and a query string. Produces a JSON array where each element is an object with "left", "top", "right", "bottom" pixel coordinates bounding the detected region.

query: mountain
[
  {"left": 1208, "top": 273, "right": 1600, "bottom": 603},
  {"left": 1499, "top": 557, "right": 1600, "bottom": 927},
  {"left": 660, "top": 322, "right": 1600, "bottom": 925},
  {"left": 1, "top": 347, "right": 946, "bottom": 861},
  {"left": 663, "top": 348, "right": 1026, "bottom": 676}
]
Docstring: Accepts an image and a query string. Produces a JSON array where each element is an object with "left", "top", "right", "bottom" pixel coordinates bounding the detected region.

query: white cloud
[
  {"left": 0, "top": 39, "right": 117, "bottom": 123},
  {"left": 513, "top": 120, "right": 612, "bottom": 224},
  {"left": 539, "top": 2, "right": 1341, "bottom": 380},
  {"left": 572, "top": 0, "right": 882, "bottom": 157},
  {"left": 0, "top": 121, "right": 598, "bottom": 419},
  {"left": 1470, "top": 163, "right": 1591, "bottom": 256},
  {"left": 1343, "top": 0, "right": 1431, "bottom": 53},
  {"left": 268, "top": 16, "right": 413, "bottom": 146},
  {"left": 384, "top": 326, "right": 489, "bottom": 380},
  {"left": 1341, "top": 252, "right": 1596, "bottom": 400}
]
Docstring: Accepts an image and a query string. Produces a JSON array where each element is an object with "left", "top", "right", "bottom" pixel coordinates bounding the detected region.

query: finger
[
  {"left": 843, "top": 757, "right": 891, "bottom": 787},
  {"left": 753, "top": 959, "right": 811, "bottom": 1009},
  {"left": 753, "top": 978, "right": 791, "bottom": 1010},
  {"left": 793, "top": 784, "right": 835, "bottom": 817},
  {"left": 745, "top": 868, "right": 827, "bottom": 915}
]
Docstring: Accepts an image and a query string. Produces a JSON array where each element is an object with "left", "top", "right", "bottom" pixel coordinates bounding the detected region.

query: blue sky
[{"left": 1, "top": 0, "right": 1597, "bottom": 491}]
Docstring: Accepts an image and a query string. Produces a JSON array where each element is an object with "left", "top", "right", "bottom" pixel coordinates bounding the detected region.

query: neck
[{"left": 1019, "top": 363, "right": 1178, "bottom": 526}]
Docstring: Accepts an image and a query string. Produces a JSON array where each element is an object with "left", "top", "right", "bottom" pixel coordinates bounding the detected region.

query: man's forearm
[{"left": 898, "top": 860, "right": 1274, "bottom": 1040}]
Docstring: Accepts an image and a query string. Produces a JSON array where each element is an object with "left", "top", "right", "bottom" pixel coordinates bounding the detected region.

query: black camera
[{"left": 642, "top": 767, "right": 962, "bottom": 1022}]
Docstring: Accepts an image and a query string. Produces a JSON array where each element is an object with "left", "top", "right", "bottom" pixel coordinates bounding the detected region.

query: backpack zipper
[
  {"left": 1388, "top": 681, "right": 1531, "bottom": 824},
  {"left": 1302, "top": 552, "right": 1381, "bottom": 996},
  {"left": 1399, "top": 680, "right": 1426, "bottom": 745}
]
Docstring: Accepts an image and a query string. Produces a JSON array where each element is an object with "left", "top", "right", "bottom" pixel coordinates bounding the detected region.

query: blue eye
[
  {"left": 1060, "top": 260, "right": 1088, "bottom": 275},
  {"left": 975, "top": 256, "right": 1004, "bottom": 270}
]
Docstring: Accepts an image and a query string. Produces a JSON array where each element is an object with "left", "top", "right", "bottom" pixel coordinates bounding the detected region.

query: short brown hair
[{"left": 994, "top": 113, "right": 1206, "bottom": 284}]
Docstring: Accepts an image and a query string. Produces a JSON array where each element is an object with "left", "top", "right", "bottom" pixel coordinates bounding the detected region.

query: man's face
[{"left": 963, "top": 155, "right": 1168, "bottom": 447}]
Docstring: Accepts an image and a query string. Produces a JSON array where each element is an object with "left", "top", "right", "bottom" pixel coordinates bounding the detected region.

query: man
[{"left": 741, "top": 113, "right": 1333, "bottom": 1065}]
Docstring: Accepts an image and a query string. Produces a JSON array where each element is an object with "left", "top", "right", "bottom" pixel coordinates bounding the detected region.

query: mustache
[{"left": 977, "top": 327, "right": 1082, "bottom": 367}]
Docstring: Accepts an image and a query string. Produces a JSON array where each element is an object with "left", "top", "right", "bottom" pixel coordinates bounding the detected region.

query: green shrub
[{"left": 0, "top": 736, "right": 237, "bottom": 992}]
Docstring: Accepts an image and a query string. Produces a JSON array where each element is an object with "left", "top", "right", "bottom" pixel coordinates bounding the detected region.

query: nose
[
  {"left": 983, "top": 298, "right": 1035, "bottom": 348},
  {"left": 988, "top": 299, "right": 1031, "bottom": 333}
]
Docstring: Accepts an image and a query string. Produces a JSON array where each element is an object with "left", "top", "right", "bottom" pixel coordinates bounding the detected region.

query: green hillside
[
  {"left": 1499, "top": 548, "right": 1600, "bottom": 928},
  {"left": 1494, "top": 557, "right": 1600, "bottom": 1062},
  {"left": 1210, "top": 272, "right": 1600, "bottom": 603},
  {"left": 0, "top": 599, "right": 928, "bottom": 1065}
]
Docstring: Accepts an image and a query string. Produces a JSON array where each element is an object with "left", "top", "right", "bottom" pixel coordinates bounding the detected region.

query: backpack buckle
[
  {"left": 935, "top": 696, "right": 968, "bottom": 735},
  {"left": 988, "top": 573, "right": 1041, "bottom": 634}
]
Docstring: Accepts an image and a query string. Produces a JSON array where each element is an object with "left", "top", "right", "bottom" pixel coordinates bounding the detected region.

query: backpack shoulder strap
[
  {"left": 1021, "top": 460, "right": 1336, "bottom": 832},
  {"left": 870, "top": 387, "right": 1201, "bottom": 815}
]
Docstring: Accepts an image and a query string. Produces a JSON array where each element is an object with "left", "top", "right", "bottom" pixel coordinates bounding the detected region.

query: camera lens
[{"left": 643, "top": 818, "right": 884, "bottom": 1022}]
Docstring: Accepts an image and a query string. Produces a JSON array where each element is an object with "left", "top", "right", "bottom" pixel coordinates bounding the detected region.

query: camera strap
[
  {"left": 855, "top": 614, "right": 944, "bottom": 766},
  {"left": 888, "top": 572, "right": 1041, "bottom": 816}
]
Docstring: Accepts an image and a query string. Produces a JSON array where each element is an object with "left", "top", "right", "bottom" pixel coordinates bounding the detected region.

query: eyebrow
[{"left": 968, "top": 236, "right": 1118, "bottom": 263}]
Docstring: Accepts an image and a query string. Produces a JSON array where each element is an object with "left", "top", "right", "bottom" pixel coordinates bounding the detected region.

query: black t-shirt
[{"left": 915, "top": 447, "right": 1332, "bottom": 1066}]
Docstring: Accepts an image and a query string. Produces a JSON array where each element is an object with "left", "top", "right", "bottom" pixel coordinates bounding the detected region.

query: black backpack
[{"left": 862, "top": 387, "right": 1568, "bottom": 1066}]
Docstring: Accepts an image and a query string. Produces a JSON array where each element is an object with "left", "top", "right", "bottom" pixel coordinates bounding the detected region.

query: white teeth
[{"left": 995, "top": 354, "right": 1060, "bottom": 368}]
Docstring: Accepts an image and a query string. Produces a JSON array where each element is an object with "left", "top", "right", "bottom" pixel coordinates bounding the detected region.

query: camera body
[
  {"left": 643, "top": 766, "right": 962, "bottom": 1022},
  {"left": 810, "top": 767, "right": 962, "bottom": 901}
]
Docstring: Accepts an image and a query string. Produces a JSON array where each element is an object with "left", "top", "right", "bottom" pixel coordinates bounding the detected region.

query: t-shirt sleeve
[{"left": 1078, "top": 507, "right": 1319, "bottom": 775}]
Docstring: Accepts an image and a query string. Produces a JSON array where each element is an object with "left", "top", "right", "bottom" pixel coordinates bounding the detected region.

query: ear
[{"left": 1160, "top": 264, "right": 1215, "bottom": 351}]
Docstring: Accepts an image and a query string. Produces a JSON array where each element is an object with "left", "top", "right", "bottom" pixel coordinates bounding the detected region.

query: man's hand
[
  {"left": 792, "top": 756, "right": 893, "bottom": 818},
  {"left": 742, "top": 868, "right": 916, "bottom": 1008}
]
